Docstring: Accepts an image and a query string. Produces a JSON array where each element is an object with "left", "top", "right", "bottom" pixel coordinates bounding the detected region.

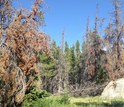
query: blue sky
[{"left": 13, "top": 0, "right": 114, "bottom": 47}]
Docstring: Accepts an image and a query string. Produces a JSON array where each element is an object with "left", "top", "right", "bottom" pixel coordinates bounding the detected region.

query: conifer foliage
[
  {"left": 2, "top": 0, "right": 124, "bottom": 106},
  {"left": 0, "top": 0, "right": 49, "bottom": 106}
]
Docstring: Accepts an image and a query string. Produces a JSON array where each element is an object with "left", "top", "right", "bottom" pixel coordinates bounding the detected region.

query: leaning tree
[{"left": 0, "top": 0, "right": 49, "bottom": 106}]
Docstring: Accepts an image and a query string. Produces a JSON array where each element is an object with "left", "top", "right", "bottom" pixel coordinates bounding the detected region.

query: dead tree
[{"left": 0, "top": 0, "right": 49, "bottom": 106}]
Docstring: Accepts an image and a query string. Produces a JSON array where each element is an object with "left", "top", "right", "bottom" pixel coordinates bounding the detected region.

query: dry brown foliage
[{"left": 0, "top": 0, "right": 49, "bottom": 106}]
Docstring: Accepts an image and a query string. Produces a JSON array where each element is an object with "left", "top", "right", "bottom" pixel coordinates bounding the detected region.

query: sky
[{"left": 13, "top": 0, "right": 114, "bottom": 47}]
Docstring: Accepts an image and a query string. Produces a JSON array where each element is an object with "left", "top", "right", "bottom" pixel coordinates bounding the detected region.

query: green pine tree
[{"left": 75, "top": 40, "right": 81, "bottom": 63}]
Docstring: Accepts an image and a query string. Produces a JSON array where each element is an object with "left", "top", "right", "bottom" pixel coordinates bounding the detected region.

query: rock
[{"left": 101, "top": 78, "right": 124, "bottom": 98}]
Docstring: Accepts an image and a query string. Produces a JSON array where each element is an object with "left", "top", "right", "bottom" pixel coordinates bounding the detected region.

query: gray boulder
[{"left": 101, "top": 78, "right": 124, "bottom": 98}]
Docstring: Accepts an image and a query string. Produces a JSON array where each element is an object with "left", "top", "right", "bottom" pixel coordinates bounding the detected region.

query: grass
[
  {"left": 70, "top": 96, "right": 124, "bottom": 107},
  {"left": 23, "top": 95, "right": 124, "bottom": 107},
  {"left": 23, "top": 95, "right": 74, "bottom": 107}
]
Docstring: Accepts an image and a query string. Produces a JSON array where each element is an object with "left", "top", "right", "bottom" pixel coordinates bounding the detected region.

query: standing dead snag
[
  {"left": 104, "top": 0, "right": 124, "bottom": 80},
  {"left": 0, "top": 0, "right": 49, "bottom": 106}
]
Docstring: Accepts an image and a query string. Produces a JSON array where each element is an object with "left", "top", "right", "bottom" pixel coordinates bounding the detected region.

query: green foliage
[
  {"left": 96, "top": 68, "right": 108, "bottom": 84},
  {"left": 40, "top": 53, "right": 55, "bottom": 77},
  {"left": 23, "top": 95, "right": 72, "bottom": 107},
  {"left": 58, "top": 94, "right": 70, "bottom": 104},
  {"left": 70, "top": 96, "right": 124, "bottom": 107},
  {"left": 51, "top": 40, "right": 60, "bottom": 60},
  {"left": 40, "top": 41, "right": 60, "bottom": 77},
  {"left": 75, "top": 40, "right": 81, "bottom": 60},
  {"left": 23, "top": 95, "right": 124, "bottom": 107},
  {"left": 65, "top": 41, "right": 70, "bottom": 60},
  {"left": 24, "top": 86, "right": 50, "bottom": 103},
  {"left": 70, "top": 45, "right": 76, "bottom": 68},
  {"left": 34, "top": 75, "right": 39, "bottom": 81}
]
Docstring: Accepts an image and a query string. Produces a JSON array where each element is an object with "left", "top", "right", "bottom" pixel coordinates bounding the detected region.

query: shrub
[
  {"left": 59, "top": 94, "right": 70, "bottom": 104},
  {"left": 23, "top": 83, "right": 51, "bottom": 107}
]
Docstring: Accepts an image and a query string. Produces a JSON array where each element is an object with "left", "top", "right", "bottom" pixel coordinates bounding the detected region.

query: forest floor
[{"left": 23, "top": 95, "right": 124, "bottom": 107}]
